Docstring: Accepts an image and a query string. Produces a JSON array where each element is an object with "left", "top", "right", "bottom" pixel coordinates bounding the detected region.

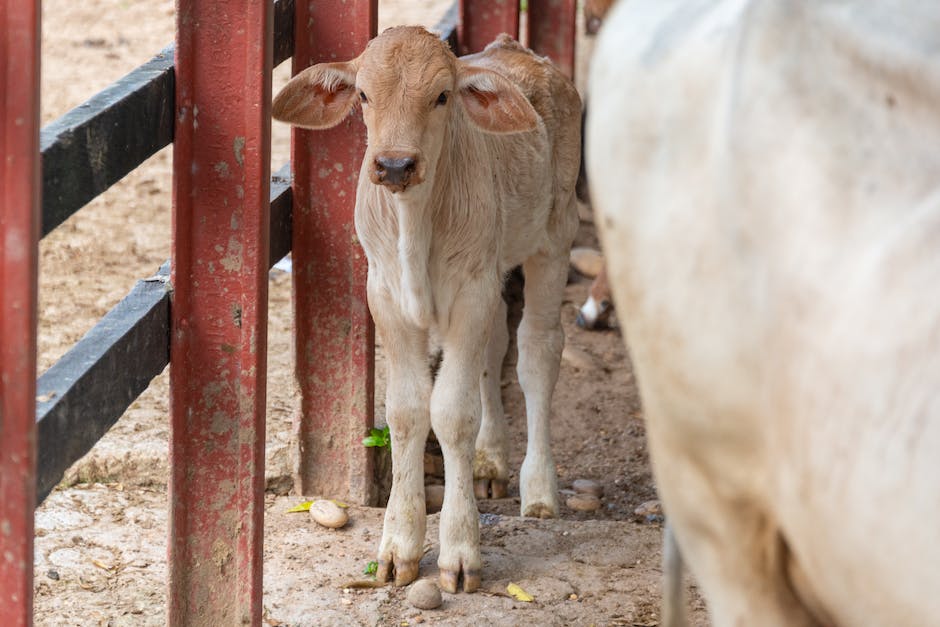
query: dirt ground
[{"left": 33, "top": 1, "right": 710, "bottom": 625}]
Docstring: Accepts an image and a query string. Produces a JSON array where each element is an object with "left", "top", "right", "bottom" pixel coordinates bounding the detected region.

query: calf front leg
[
  {"left": 374, "top": 310, "right": 431, "bottom": 587},
  {"left": 432, "top": 287, "right": 498, "bottom": 593}
]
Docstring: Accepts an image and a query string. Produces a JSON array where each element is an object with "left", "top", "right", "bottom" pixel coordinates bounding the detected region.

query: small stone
[
  {"left": 633, "top": 499, "right": 664, "bottom": 523},
  {"left": 425, "top": 485, "right": 444, "bottom": 514},
  {"left": 309, "top": 500, "right": 349, "bottom": 529},
  {"left": 572, "top": 479, "right": 604, "bottom": 498},
  {"left": 569, "top": 247, "right": 604, "bottom": 278},
  {"left": 569, "top": 593, "right": 578, "bottom": 601},
  {"left": 407, "top": 579, "right": 442, "bottom": 610},
  {"left": 566, "top": 493, "right": 601, "bottom": 512},
  {"left": 46, "top": 569, "right": 60, "bottom": 581}
]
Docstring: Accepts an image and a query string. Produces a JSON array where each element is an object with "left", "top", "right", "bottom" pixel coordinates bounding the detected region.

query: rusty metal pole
[
  {"left": 0, "top": 2, "right": 40, "bottom": 625},
  {"left": 458, "top": 0, "right": 519, "bottom": 55},
  {"left": 290, "top": 0, "right": 377, "bottom": 503},
  {"left": 168, "top": 0, "right": 272, "bottom": 624},
  {"left": 526, "top": 0, "right": 577, "bottom": 79}
]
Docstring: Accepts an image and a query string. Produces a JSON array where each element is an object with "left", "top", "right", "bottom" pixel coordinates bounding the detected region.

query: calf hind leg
[
  {"left": 517, "top": 252, "right": 567, "bottom": 518},
  {"left": 474, "top": 297, "right": 510, "bottom": 499}
]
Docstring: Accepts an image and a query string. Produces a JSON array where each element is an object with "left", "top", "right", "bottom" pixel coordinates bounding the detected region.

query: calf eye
[
  {"left": 435, "top": 91, "right": 448, "bottom": 106},
  {"left": 359, "top": 90, "right": 368, "bottom": 103}
]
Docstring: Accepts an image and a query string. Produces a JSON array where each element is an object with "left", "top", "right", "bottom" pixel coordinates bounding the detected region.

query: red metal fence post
[
  {"left": 290, "top": 0, "right": 378, "bottom": 503},
  {"left": 168, "top": 1, "right": 272, "bottom": 623},
  {"left": 458, "top": 0, "right": 519, "bottom": 55},
  {"left": 526, "top": 0, "right": 577, "bottom": 79},
  {"left": 0, "top": 2, "right": 40, "bottom": 625}
]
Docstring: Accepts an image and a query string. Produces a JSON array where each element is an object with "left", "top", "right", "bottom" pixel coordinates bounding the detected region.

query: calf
[
  {"left": 589, "top": 1, "right": 940, "bottom": 625},
  {"left": 274, "top": 27, "right": 581, "bottom": 593}
]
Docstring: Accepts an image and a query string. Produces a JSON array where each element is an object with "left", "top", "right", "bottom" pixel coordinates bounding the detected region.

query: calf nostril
[{"left": 375, "top": 156, "right": 417, "bottom": 186}]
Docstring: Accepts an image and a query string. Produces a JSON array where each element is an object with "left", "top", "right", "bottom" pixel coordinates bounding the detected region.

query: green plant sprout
[{"left": 362, "top": 425, "right": 391, "bottom": 449}]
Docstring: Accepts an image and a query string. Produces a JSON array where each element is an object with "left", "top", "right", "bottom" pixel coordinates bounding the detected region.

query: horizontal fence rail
[
  {"left": 38, "top": 0, "right": 296, "bottom": 237},
  {"left": 34, "top": 164, "right": 293, "bottom": 503}
]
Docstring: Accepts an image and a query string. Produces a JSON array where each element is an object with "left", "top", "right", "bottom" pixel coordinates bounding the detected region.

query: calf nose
[{"left": 374, "top": 155, "right": 417, "bottom": 190}]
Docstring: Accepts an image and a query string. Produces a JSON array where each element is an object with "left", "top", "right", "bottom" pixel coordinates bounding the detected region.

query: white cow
[
  {"left": 589, "top": 1, "right": 940, "bottom": 625},
  {"left": 274, "top": 27, "right": 581, "bottom": 593}
]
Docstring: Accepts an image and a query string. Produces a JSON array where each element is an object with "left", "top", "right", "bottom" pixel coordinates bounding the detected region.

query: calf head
[{"left": 273, "top": 26, "right": 539, "bottom": 194}]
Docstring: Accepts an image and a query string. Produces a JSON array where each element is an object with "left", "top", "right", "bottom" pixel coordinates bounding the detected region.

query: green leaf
[
  {"left": 362, "top": 425, "right": 391, "bottom": 449},
  {"left": 363, "top": 560, "right": 378, "bottom": 576}
]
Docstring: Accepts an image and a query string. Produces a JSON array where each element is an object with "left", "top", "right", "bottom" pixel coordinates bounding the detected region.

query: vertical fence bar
[
  {"left": 458, "top": 0, "right": 519, "bottom": 55},
  {"left": 526, "top": 0, "right": 577, "bottom": 79},
  {"left": 0, "top": 2, "right": 40, "bottom": 625},
  {"left": 290, "top": 0, "right": 377, "bottom": 503},
  {"left": 169, "top": 0, "right": 272, "bottom": 623}
]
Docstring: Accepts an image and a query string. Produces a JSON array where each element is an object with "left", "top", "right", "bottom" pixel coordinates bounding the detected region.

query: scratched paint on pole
[
  {"left": 526, "top": 0, "right": 577, "bottom": 79},
  {"left": 290, "top": 0, "right": 378, "bottom": 504},
  {"left": 168, "top": 1, "right": 272, "bottom": 624},
  {"left": 0, "top": 2, "right": 40, "bottom": 625},
  {"left": 458, "top": 0, "right": 519, "bottom": 56}
]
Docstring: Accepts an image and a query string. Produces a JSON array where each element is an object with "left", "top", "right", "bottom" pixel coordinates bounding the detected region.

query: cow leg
[
  {"left": 373, "top": 304, "right": 431, "bottom": 587},
  {"left": 516, "top": 251, "right": 567, "bottom": 519},
  {"left": 473, "top": 296, "right": 509, "bottom": 500},
  {"left": 433, "top": 286, "right": 498, "bottom": 593},
  {"left": 656, "top": 452, "right": 823, "bottom": 626}
]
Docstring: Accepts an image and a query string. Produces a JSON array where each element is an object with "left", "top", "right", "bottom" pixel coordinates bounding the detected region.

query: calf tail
[
  {"left": 576, "top": 105, "right": 590, "bottom": 204},
  {"left": 662, "top": 523, "right": 688, "bottom": 627}
]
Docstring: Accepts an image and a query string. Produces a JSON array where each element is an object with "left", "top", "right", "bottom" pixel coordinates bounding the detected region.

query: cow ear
[
  {"left": 272, "top": 61, "right": 358, "bottom": 129},
  {"left": 456, "top": 65, "right": 539, "bottom": 134}
]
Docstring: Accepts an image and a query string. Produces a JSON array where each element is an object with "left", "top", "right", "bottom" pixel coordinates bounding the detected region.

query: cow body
[
  {"left": 588, "top": 2, "right": 940, "bottom": 625},
  {"left": 275, "top": 27, "right": 581, "bottom": 593}
]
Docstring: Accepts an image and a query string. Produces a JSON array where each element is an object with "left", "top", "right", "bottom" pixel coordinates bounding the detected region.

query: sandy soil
[{"left": 33, "top": 1, "right": 710, "bottom": 625}]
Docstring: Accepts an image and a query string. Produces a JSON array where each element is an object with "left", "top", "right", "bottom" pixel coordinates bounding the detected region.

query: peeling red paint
[
  {"left": 527, "top": 0, "right": 577, "bottom": 80},
  {"left": 291, "top": 0, "right": 377, "bottom": 504},
  {"left": 169, "top": 1, "right": 272, "bottom": 624},
  {"left": 0, "top": 3, "right": 40, "bottom": 625},
  {"left": 458, "top": 0, "right": 519, "bottom": 56}
]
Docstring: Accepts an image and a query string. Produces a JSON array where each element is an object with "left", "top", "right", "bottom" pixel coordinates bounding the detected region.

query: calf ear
[
  {"left": 456, "top": 65, "right": 539, "bottom": 134},
  {"left": 272, "top": 61, "right": 358, "bottom": 129}
]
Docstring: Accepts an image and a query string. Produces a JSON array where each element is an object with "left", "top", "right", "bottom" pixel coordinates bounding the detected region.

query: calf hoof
[
  {"left": 522, "top": 501, "right": 558, "bottom": 519},
  {"left": 473, "top": 477, "right": 508, "bottom": 500},
  {"left": 439, "top": 567, "right": 481, "bottom": 594},
  {"left": 377, "top": 557, "right": 420, "bottom": 587}
]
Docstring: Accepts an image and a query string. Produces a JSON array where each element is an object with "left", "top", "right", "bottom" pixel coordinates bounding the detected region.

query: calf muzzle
[{"left": 373, "top": 153, "right": 419, "bottom": 192}]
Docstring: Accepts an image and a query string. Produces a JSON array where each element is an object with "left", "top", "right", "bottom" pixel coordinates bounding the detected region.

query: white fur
[{"left": 590, "top": 1, "right": 940, "bottom": 625}]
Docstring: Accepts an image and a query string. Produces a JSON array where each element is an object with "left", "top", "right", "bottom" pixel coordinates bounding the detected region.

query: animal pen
[{"left": 0, "top": 0, "right": 577, "bottom": 624}]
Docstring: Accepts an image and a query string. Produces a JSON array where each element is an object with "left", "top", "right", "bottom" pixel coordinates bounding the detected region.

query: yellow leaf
[
  {"left": 507, "top": 582, "right": 534, "bottom": 602},
  {"left": 286, "top": 500, "right": 314, "bottom": 513},
  {"left": 330, "top": 499, "right": 349, "bottom": 509}
]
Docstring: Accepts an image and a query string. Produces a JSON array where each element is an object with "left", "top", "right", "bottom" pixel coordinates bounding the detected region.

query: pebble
[
  {"left": 566, "top": 493, "right": 601, "bottom": 512},
  {"left": 633, "top": 499, "right": 664, "bottom": 523},
  {"left": 572, "top": 479, "right": 604, "bottom": 498},
  {"left": 407, "top": 579, "right": 443, "bottom": 610},
  {"left": 569, "top": 247, "right": 604, "bottom": 278},
  {"left": 425, "top": 484, "right": 444, "bottom": 514},
  {"left": 309, "top": 500, "right": 349, "bottom": 529}
]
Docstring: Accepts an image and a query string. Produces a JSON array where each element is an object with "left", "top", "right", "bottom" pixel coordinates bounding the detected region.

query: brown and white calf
[
  {"left": 590, "top": 1, "right": 940, "bottom": 625},
  {"left": 274, "top": 27, "right": 581, "bottom": 593}
]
